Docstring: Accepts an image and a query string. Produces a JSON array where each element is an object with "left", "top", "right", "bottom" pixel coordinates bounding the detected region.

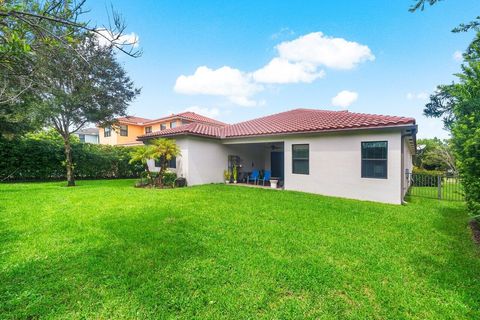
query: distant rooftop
[
  {"left": 117, "top": 111, "right": 226, "bottom": 127},
  {"left": 76, "top": 127, "right": 99, "bottom": 135}
]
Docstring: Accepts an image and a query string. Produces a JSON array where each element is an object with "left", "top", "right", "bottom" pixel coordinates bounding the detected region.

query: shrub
[
  {"left": 162, "top": 171, "right": 177, "bottom": 188},
  {"left": 0, "top": 133, "right": 143, "bottom": 181},
  {"left": 412, "top": 167, "right": 444, "bottom": 187}
]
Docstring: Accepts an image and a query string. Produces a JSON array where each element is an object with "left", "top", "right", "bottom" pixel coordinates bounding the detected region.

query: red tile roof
[
  {"left": 222, "top": 109, "right": 415, "bottom": 138},
  {"left": 140, "top": 122, "right": 222, "bottom": 139},
  {"left": 118, "top": 112, "right": 226, "bottom": 127},
  {"left": 144, "top": 111, "right": 227, "bottom": 127},
  {"left": 118, "top": 116, "right": 152, "bottom": 124},
  {"left": 176, "top": 111, "right": 227, "bottom": 126},
  {"left": 138, "top": 108, "right": 415, "bottom": 140}
]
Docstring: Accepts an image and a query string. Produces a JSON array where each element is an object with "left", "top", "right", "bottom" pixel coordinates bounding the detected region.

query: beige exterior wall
[
  {"left": 143, "top": 127, "right": 412, "bottom": 204},
  {"left": 282, "top": 130, "right": 403, "bottom": 204},
  {"left": 99, "top": 119, "right": 187, "bottom": 146}
]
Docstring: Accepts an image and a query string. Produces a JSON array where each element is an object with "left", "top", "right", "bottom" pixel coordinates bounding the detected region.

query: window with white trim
[
  {"left": 292, "top": 144, "right": 309, "bottom": 174},
  {"left": 361, "top": 141, "right": 388, "bottom": 179}
]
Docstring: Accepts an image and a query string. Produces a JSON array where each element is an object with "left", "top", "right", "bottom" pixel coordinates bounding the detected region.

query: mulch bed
[{"left": 469, "top": 219, "right": 480, "bottom": 246}]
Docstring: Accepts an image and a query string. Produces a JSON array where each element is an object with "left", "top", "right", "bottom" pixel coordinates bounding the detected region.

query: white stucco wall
[
  {"left": 184, "top": 137, "right": 229, "bottom": 185},
  {"left": 283, "top": 130, "right": 403, "bottom": 204},
  {"left": 143, "top": 128, "right": 412, "bottom": 204},
  {"left": 402, "top": 137, "right": 414, "bottom": 198}
]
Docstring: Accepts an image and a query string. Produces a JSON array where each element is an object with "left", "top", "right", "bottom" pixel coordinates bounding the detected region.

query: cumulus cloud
[
  {"left": 277, "top": 32, "right": 375, "bottom": 70},
  {"left": 331, "top": 90, "right": 358, "bottom": 108},
  {"left": 95, "top": 29, "right": 139, "bottom": 48},
  {"left": 252, "top": 58, "right": 325, "bottom": 84},
  {"left": 174, "top": 66, "right": 262, "bottom": 107},
  {"left": 406, "top": 92, "right": 429, "bottom": 101},
  {"left": 453, "top": 50, "right": 463, "bottom": 62},
  {"left": 184, "top": 106, "right": 220, "bottom": 119},
  {"left": 174, "top": 32, "right": 374, "bottom": 106}
]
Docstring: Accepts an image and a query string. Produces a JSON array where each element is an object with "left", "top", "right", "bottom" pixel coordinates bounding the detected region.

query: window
[
  {"left": 145, "top": 126, "right": 152, "bottom": 134},
  {"left": 104, "top": 126, "right": 111, "bottom": 137},
  {"left": 160, "top": 123, "right": 167, "bottom": 130},
  {"left": 182, "top": 120, "right": 190, "bottom": 126},
  {"left": 170, "top": 121, "right": 177, "bottom": 128},
  {"left": 79, "top": 134, "right": 85, "bottom": 143},
  {"left": 168, "top": 157, "right": 176, "bottom": 168},
  {"left": 120, "top": 125, "right": 128, "bottom": 136},
  {"left": 361, "top": 141, "right": 388, "bottom": 179},
  {"left": 292, "top": 144, "right": 309, "bottom": 174},
  {"left": 154, "top": 156, "right": 176, "bottom": 168}
]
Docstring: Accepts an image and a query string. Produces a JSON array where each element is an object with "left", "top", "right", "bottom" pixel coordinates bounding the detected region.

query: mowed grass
[{"left": 0, "top": 180, "right": 479, "bottom": 319}]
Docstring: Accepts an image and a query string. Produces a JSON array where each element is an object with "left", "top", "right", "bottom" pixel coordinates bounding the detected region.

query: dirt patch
[{"left": 469, "top": 219, "right": 480, "bottom": 246}]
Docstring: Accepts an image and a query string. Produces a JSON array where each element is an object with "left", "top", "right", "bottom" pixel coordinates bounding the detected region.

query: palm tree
[
  {"left": 129, "top": 139, "right": 181, "bottom": 188},
  {"left": 149, "top": 139, "right": 181, "bottom": 187},
  {"left": 129, "top": 146, "right": 155, "bottom": 185}
]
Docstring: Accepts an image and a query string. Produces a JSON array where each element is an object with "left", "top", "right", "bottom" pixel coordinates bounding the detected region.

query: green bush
[
  {"left": 0, "top": 133, "right": 144, "bottom": 181},
  {"left": 411, "top": 167, "right": 444, "bottom": 187},
  {"left": 162, "top": 171, "right": 177, "bottom": 187}
]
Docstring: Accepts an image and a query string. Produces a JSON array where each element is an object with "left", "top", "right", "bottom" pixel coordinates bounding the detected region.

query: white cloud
[
  {"left": 331, "top": 90, "right": 358, "bottom": 108},
  {"left": 453, "top": 50, "right": 463, "bottom": 62},
  {"left": 253, "top": 58, "right": 325, "bottom": 84},
  {"left": 276, "top": 32, "right": 375, "bottom": 70},
  {"left": 184, "top": 106, "right": 220, "bottom": 119},
  {"left": 174, "top": 66, "right": 262, "bottom": 106},
  {"left": 96, "top": 29, "right": 139, "bottom": 48},
  {"left": 174, "top": 32, "right": 374, "bottom": 106},
  {"left": 406, "top": 92, "right": 429, "bottom": 101}
]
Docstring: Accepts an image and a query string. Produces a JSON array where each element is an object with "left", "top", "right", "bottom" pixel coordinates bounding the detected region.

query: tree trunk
[{"left": 63, "top": 137, "right": 75, "bottom": 187}]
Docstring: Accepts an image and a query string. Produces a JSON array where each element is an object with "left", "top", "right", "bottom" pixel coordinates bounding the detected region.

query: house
[
  {"left": 74, "top": 128, "right": 99, "bottom": 144},
  {"left": 138, "top": 108, "right": 417, "bottom": 205},
  {"left": 98, "top": 112, "right": 226, "bottom": 146}
]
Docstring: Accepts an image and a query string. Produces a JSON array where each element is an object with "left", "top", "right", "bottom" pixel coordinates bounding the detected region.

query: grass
[{"left": 0, "top": 179, "right": 479, "bottom": 319}]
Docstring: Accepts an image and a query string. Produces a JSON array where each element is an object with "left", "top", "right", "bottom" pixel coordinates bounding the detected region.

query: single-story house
[{"left": 138, "top": 108, "right": 417, "bottom": 204}]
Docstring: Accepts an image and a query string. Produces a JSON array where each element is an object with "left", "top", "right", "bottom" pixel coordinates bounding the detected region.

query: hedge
[{"left": 0, "top": 133, "right": 144, "bottom": 181}]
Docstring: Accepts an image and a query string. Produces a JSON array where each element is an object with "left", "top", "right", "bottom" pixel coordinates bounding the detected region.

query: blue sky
[{"left": 85, "top": 1, "right": 479, "bottom": 138}]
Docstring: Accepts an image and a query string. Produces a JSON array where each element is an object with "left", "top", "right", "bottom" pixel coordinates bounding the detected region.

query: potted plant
[
  {"left": 233, "top": 165, "right": 238, "bottom": 183},
  {"left": 223, "top": 169, "right": 231, "bottom": 184}
]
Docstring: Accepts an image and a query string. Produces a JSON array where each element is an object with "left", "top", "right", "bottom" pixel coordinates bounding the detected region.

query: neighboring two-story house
[
  {"left": 98, "top": 111, "right": 226, "bottom": 146},
  {"left": 74, "top": 128, "right": 99, "bottom": 144}
]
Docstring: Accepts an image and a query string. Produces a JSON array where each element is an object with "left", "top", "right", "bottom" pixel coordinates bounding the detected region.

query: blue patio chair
[
  {"left": 258, "top": 170, "right": 271, "bottom": 186},
  {"left": 247, "top": 169, "right": 259, "bottom": 185}
]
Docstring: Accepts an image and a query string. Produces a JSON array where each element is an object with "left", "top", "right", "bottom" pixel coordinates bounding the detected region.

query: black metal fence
[{"left": 406, "top": 173, "right": 464, "bottom": 201}]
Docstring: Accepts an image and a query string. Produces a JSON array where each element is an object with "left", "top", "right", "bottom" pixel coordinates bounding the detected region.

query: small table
[{"left": 270, "top": 178, "right": 279, "bottom": 189}]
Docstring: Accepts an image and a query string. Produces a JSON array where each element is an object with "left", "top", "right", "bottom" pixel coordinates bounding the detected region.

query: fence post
[{"left": 437, "top": 175, "right": 442, "bottom": 200}]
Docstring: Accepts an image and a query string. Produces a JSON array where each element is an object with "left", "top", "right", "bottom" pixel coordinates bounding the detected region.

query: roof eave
[{"left": 221, "top": 123, "right": 417, "bottom": 140}]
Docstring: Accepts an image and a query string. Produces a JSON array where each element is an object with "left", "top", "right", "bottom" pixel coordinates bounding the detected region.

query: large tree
[
  {"left": 423, "top": 34, "right": 480, "bottom": 216},
  {"left": 36, "top": 33, "right": 139, "bottom": 186},
  {"left": 0, "top": 0, "right": 140, "bottom": 136},
  {"left": 410, "top": 0, "right": 480, "bottom": 216}
]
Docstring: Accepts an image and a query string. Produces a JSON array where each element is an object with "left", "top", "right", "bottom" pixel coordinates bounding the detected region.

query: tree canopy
[
  {"left": 0, "top": 0, "right": 140, "bottom": 136},
  {"left": 423, "top": 33, "right": 480, "bottom": 216}
]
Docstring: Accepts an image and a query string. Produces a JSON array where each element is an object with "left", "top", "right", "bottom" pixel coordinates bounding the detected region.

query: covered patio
[{"left": 224, "top": 141, "right": 284, "bottom": 188}]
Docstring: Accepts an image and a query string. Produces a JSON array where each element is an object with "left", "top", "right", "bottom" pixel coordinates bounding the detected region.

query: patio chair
[
  {"left": 247, "top": 169, "right": 259, "bottom": 185},
  {"left": 258, "top": 170, "right": 271, "bottom": 186}
]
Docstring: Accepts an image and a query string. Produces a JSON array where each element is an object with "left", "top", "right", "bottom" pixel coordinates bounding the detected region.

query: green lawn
[{"left": 0, "top": 180, "right": 479, "bottom": 319}]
